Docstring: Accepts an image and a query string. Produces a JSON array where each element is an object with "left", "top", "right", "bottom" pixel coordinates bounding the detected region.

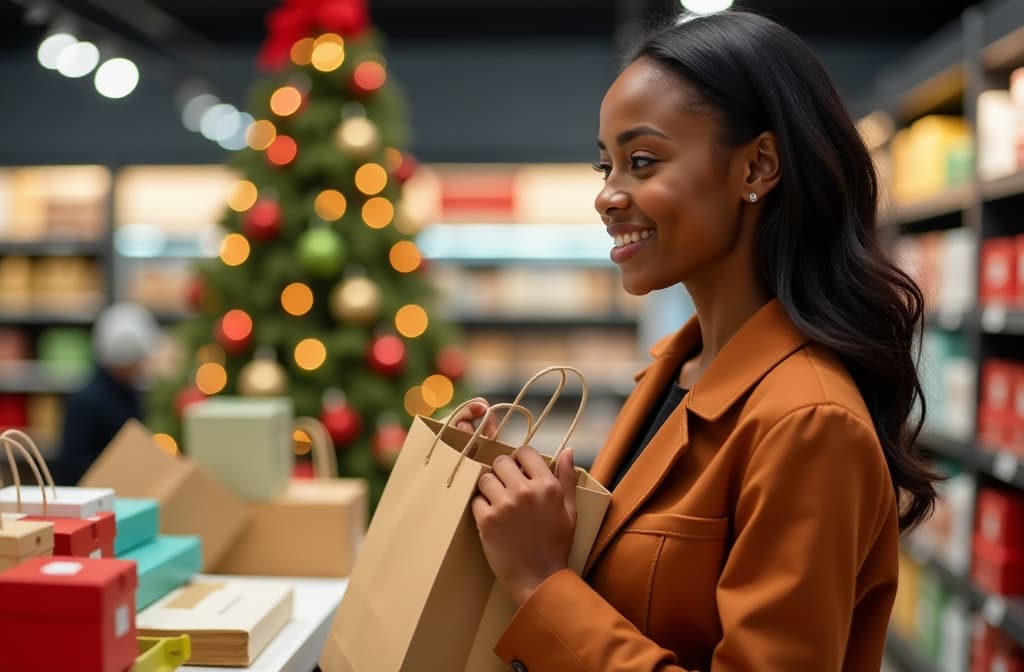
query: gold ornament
[
  {"left": 238, "top": 358, "right": 289, "bottom": 396},
  {"left": 330, "top": 276, "right": 381, "bottom": 325},
  {"left": 334, "top": 117, "right": 381, "bottom": 159}
]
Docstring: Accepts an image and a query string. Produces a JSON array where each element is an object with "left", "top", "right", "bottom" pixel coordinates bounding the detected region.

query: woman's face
[{"left": 595, "top": 58, "right": 749, "bottom": 296}]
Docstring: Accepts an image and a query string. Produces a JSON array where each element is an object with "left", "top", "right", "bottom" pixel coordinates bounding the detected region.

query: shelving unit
[{"left": 863, "top": 2, "right": 1024, "bottom": 668}]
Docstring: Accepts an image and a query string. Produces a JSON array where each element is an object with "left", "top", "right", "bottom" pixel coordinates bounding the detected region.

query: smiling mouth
[{"left": 612, "top": 230, "right": 655, "bottom": 248}]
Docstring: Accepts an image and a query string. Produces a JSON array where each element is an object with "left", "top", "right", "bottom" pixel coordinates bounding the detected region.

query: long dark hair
[{"left": 631, "top": 11, "right": 936, "bottom": 531}]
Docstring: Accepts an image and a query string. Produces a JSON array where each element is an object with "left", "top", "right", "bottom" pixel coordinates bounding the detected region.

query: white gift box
[{"left": 0, "top": 486, "right": 115, "bottom": 518}]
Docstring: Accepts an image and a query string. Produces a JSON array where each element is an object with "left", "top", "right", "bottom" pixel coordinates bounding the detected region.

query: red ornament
[
  {"left": 320, "top": 402, "right": 362, "bottom": 447},
  {"left": 350, "top": 61, "right": 387, "bottom": 97},
  {"left": 266, "top": 135, "right": 298, "bottom": 167},
  {"left": 174, "top": 386, "right": 207, "bottom": 418},
  {"left": 216, "top": 309, "right": 254, "bottom": 355},
  {"left": 373, "top": 423, "right": 407, "bottom": 469},
  {"left": 185, "top": 277, "right": 205, "bottom": 312},
  {"left": 368, "top": 335, "right": 406, "bottom": 377},
  {"left": 243, "top": 199, "right": 282, "bottom": 241},
  {"left": 292, "top": 461, "right": 315, "bottom": 479},
  {"left": 435, "top": 345, "right": 466, "bottom": 381},
  {"left": 391, "top": 152, "right": 418, "bottom": 184}
]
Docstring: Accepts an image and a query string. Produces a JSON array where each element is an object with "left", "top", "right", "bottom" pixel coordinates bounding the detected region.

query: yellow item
[{"left": 132, "top": 635, "right": 191, "bottom": 672}]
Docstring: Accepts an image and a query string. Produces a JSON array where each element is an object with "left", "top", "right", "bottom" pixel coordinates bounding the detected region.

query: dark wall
[{"left": 0, "top": 34, "right": 910, "bottom": 167}]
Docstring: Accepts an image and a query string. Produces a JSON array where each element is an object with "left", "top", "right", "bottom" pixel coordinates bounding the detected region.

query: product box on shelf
[
  {"left": 976, "top": 487, "right": 1024, "bottom": 550},
  {"left": 113, "top": 498, "right": 159, "bottom": 556},
  {"left": 21, "top": 514, "right": 106, "bottom": 559},
  {"left": 979, "top": 358, "right": 1023, "bottom": 452},
  {"left": 120, "top": 535, "right": 202, "bottom": 611},
  {"left": 90, "top": 511, "right": 117, "bottom": 557},
  {"left": 0, "top": 485, "right": 115, "bottom": 519},
  {"left": 981, "top": 237, "right": 1018, "bottom": 305},
  {"left": 81, "top": 420, "right": 248, "bottom": 571},
  {"left": 0, "top": 556, "right": 138, "bottom": 672},
  {"left": 183, "top": 397, "right": 294, "bottom": 502},
  {"left": 915, "top": 571, "right": 950, "bottom": 662},
  {"left": 973, "top": 537, "right": 1024, "bottom": 595},
  {"left": 892, "top": 551, "right": 921, "bottom": 639}
]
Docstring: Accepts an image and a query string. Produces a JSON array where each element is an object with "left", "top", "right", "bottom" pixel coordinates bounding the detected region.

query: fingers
[
  {"left": 514, "top": 444, "right": 552, "bottom": 480},
  {"left": 476, "top": 471, "right": 506, "bottom": 505},
  {"left": 556, "top": 448, "right": 577, "bottom": 519},
  {"left": 452, "top": 398, "right": 491, "bottom": 434},
  {"left": 491, "top": 454, "right": 524, "bottom": 488}
]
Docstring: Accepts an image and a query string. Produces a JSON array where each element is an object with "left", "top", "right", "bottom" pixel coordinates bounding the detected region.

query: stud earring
[{"left": 748, "top": 192, "right": 758, "bottom": 203}]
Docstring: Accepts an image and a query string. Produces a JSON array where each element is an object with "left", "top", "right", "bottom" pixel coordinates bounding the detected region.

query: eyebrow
[{"left": 596, "top": 125, "right": 671, "bottom": 150}]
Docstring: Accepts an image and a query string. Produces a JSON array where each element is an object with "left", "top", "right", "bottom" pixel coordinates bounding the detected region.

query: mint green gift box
[
  {"left": 123, "top": 535, "right": 202, "bottom": 610},
  {"left": 114, "top": 498, "right": 159, "bottom": 556}
]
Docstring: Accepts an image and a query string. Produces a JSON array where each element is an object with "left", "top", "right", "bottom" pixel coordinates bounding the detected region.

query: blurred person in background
[{"left": 54, "top": 303, "right": 160, "bottom": 484}]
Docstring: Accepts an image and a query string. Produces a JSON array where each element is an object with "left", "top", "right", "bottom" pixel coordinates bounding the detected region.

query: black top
[
  {"left": 53, "top": 367, "right": 142, "bottom": 485},
  {"left": 610, "top": 370, "right": 689, "bottom": 490}
]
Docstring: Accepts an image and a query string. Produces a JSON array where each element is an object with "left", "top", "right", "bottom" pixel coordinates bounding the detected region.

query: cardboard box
[
  {"left": 0, "top": 556, "right": 138, "bottom": 672},
  {"left": 184, "top": 397, "right": 294, "bottom": 502},
  {"left": 121, "top": 535, "right": 202, "bottom": 611},
  {"left": 80, "top": 420, "right": 248, "bottom": 570},
  {"left": 113, "top": 498, "right": 159, "bottom": 556},
  {"left": 216, "top": 478, "right": 367, "bottom": 577},
  {"left": 0, "top": 516, "right": 53, "bottom": 571}
]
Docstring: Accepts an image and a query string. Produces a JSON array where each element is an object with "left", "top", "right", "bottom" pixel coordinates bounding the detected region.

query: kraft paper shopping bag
[{"left": 320, "top": 366, "right": 611, "bottom": 672}]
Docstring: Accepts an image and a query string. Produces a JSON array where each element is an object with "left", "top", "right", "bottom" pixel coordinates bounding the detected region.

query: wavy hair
[{"left": 631, "top": 11, "right": 937, "bottom": 530}]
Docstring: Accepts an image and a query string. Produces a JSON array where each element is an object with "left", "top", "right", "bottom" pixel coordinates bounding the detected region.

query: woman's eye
[
  {"left": 592, "top": 161, "right": 611, "bottom": 179},
  {"left": 630, "top": 156, "right": 655, "bottom": 171}
]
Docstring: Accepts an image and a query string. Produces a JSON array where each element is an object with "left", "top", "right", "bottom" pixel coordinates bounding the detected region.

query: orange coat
[{"left": 495, "top": 299, "right": 899, "bottom": 671}]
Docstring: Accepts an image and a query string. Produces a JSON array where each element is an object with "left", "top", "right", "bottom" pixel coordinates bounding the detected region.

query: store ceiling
[{"left": 1, "top": 0, "right": 978, "bottom": 43}]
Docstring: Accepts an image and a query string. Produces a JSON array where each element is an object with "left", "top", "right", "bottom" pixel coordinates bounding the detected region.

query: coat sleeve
[{"left": 493, "top": 404, "right": 898, "bottom": 672}]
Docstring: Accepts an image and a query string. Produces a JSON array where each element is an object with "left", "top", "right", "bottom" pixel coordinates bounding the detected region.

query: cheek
[{"left": 642, "top": 177, "right": 739, "bottom": 256}]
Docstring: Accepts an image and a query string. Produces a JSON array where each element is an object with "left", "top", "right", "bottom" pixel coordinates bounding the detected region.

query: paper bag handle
[
  {"left": 494, "top": 365, "right": 589, "bottom": 464},
  {"left": 0, "top": 433, "right": 52, "bottom": 523},
  {"left": 294, "top": 417, "right": 337, "bottom": 479},
  {"left": 442, "top": 402, "right": 535, "bottom": 487}
]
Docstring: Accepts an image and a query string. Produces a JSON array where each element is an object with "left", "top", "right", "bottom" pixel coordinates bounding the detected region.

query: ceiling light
[
  {"left": 680, "top": 0, "right": 733, "bottom": 14},
  {"left": 94, "top": 57, "right": 139, "bottom": 98},
  {"left": 56, "top": 40, "right": 99, "bottom": 78},
  {"left": 37, "top": 33, "right": 76, "bottom": 70}
]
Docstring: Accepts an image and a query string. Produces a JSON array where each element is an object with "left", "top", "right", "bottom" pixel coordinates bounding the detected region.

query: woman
[{"left": 452, "top": 10, "right": 938, "bottom": 672}]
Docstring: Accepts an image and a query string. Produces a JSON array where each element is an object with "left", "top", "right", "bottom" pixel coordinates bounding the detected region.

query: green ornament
[{"left": 297, "top": 227, "right": 346, "bottom": 277}]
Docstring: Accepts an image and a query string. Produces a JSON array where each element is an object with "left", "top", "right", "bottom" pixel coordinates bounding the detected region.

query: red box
[
  {"left": 972, "top": 537, "right": 1024, "bottom": 595},
  {"left": 970, "top": 618, "right": 993, "bottom": 672},
  {"left": 982, "top": 237, "right": 1018, "bottom": 305},
  {"left": 983, "top": 360, "right": 1018, "bottom": 413},
  {"left": 87, "top": 512, "right": 117, "bottom": 558},
  {"left": 976, "top": 488, "right": 1024, "bottom": 550},
  {"left": 0, "top": 556, "right": 137, "bottom": 672},
  {"left": 979, "top": 404, "right": 1015, "bottom": 451},
  {"left": 1017, "top": 234, "right": 1024, "bottom": 304},
  {"left": 22, "top": 516, "right": 104, "bottom": 558},
  {"left": 0, "top": 393, "right": 28, "bottom": 428}
]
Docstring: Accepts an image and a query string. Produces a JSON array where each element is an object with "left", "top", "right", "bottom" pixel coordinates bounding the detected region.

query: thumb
[{"left": 556, "top": 448, "right": 577, "bottom": 519}]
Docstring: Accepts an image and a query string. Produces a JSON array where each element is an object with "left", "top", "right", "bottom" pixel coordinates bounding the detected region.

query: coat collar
[{"left": 584, "top": 298, "right": 809, "bottom": 574}]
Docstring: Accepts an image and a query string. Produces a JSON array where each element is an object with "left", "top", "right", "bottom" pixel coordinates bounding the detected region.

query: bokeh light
[
  {"left": 270, "top": 86, "right": 303, "bottom": 116},
  {"left": 219, "top": 233, "right": 251, "bottom": 266},
  {"left": 361, "top": 197, "right": 394, "bottom": 229},
  {"left": 383, "top": 147, "right": 403, "bottom": 171},
  {"left": 295, "top": 338, "right": 327, "bottom": 370},
  {"left": 355, "top": 163, "right": 388, "bottom": 195},
  {"left": 227, "top": 180, "right": 258, "bottom": 212},
  {"left": 404, "top": 386, "right": 436, "bottom": 417},
  {"left": 336, "top": 117, "right": 379, "bottom": 153},
  {"left": 267, "top": 135, "right": 298, "bottom": 166},
  {"left": 37, "top": 33, "right": 76, "bottom": 70},
  {"left": 221, "top": 309, "right": 253, "bottom": 342},
  {"left": 290, "top": 38, "right": 314, "bottom": 66},
  {"left": 312, "top": 34, "right": 345, "bottom": 72},
  {"left": 353, "top": 61, "right": 387, "bottom": 93},
  {"left": 57, "top": 40, "right": 99, "bottom": 78},
  {"left": 246, "top": 120, "right": 277, "bottom": 150},
  {"left": 314, "top": 190, "right": 347, "bottom": 221},
  {"left": 422, "top": 374, "right": 455, "bottom": 408},
  {"left": 389, "top": 241, "right": 422, "bottom": 273},
  {"left": 281, "top": 282, "right": 314, "bottom": 316},
  {"left": 293, "top": 428, "right": 313, "bottom": 455},
  {"left": 94, "top": 58, "right": 139, "bottom": 99},
  {"left": 395, "top": 304, "right": 428, "bottom": 338},
  {"left": 152, "top": 433, "right": 179, "bottom": 455},
  {"left": 196, "top": 362, "right": 228, "bottom": 395}
]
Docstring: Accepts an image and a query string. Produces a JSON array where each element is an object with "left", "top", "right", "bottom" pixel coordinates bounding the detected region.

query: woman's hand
[
  {"left": 448, "top": 397, "right": 498, "bottom": 437},
  {"left": 471, "top": 445, "right": 577, "bottom": 606}
]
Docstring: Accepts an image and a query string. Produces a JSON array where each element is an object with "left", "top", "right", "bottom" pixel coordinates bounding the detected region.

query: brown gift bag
[
  {"left": 216, "top": 417, "right": 368, "bottom": 577},
  {"left": 0, "top": 432, "right": 55, "bottom": 571},
  {"left": 319, "top": 366, "right": 611, "bottom": 672},
  {"left": 80, "top": 419, "right": 249, "bottom": 571}
]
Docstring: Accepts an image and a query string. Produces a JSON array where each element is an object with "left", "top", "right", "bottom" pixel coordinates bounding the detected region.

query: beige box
[
  {"left": 216, "top": 478, "right": 367, "bottom": 578},
  {"left": 184, "top": 397, "right": 294, "bottom": 502},
  {"left": 80, "top": 420, "right": 248, "bottom": 571},
  {"left": 0, "top": 516, "right": 54, "bottom": 571}
]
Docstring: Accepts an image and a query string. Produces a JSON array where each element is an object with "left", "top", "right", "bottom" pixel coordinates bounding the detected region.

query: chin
[{"left": 619, "top": 273, "right": 655, "bottom": 297}]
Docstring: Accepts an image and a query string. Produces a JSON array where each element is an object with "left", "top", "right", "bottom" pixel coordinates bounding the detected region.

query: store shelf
[
  {"left": 0, "top": 309, "right": 99, "bottom": 326},
  {"left": 0, "top": 240, "right": 106, "bottom": 256},
  {"left": 473, "top": 381, "right": 632, "bottom": 401},
  {"left": 924, "top": 307, "right": 975, "bottom": 331},
  {"left": 455, "top": 314, "right": 636, "bottom": 329},
  {"left": 0, "top": 362, "right": 88, "bottom": 394},
  {"left": 981, "top": 170, "right": 1024, "bottom": 202},
  {"left": 977, "top": 592, "right": 1024, "bottom": 650},
  {"left": 884, "top": 632, "right": 934, "bottom": 672},
  {"left": 916, "top": 430, "right": 973, "bottom": 464},
  {"left": 888, "top": 184, "right": 973, "bottom": 228},
  {"left": 978, "top": 306, "right": 1024, "bottom": 335},
  {"left": 974, "top": 446, "right": 1024, "bottom": 490},
  {"left": 904, "top": 538, "right": 974, "bottom": 598}
]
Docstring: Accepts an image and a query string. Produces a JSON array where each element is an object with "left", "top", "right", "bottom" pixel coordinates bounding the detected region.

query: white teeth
[{"left": 611, "top": 230, "right": 655, "bottom": 248}]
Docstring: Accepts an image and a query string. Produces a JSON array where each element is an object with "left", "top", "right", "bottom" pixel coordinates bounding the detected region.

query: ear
[{"left": 740, "top": 131, "right": 781, "bottom": 202}]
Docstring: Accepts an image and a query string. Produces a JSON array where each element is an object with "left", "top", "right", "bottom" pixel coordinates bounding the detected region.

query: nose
[{"left": 595, "top": 182, "right": 629, "bottom": 218}]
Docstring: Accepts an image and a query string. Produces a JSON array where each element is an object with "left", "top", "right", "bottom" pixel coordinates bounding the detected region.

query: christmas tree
[{"left": 146, "top": 0, "right": 466, "bottom": 505}]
